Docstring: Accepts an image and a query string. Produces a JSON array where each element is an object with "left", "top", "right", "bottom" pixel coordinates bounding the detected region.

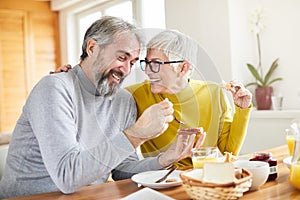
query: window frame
[{"left": 74, "top": 0, "right": 136, "bottom": 64}]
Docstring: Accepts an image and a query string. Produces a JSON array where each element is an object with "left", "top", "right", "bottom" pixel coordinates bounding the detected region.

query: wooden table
[{"left": 6, "top": 145, "right": 300, "bottom": 200}]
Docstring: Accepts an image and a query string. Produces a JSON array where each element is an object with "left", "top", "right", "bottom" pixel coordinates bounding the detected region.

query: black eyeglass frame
[{"left": 140, "top": 60, "right": 184, "bottom": 73}]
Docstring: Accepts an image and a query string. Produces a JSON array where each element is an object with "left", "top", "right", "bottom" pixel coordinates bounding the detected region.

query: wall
[
  {"left": 165, "top": 0, "right": 300, "bottom": 110},
  {"left": 240, "top": 110, "right": 300, "bottom": 154},
  {"left": 229, "top": 0, "right": 300, "bottom": 109},
  {"left": 165, "top": 0, "right": 232, "bottom": 83}
]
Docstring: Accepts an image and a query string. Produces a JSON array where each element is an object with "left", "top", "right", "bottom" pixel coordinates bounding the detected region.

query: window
[
  {"left": 78, "top": 12, "right": 102, "bottom": 49},
  {"left": 75, "top": 0, "right": 133, "bottom": 63},
  {"left": 141, "top": 0, "right": 165, "bottom": 29},
  {"left": 105, "top": 1, "right": 133, "bottom": 22}
]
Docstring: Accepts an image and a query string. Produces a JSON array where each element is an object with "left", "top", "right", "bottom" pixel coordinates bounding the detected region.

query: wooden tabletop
[{"left": 6, "top": 145, "right": 300, "bottom": 200}]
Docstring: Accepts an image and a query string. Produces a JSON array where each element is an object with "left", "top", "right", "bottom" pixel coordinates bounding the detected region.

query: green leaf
[
  {"left": 246, "top": 58, "right": 282, "bottom": 87},
  {"left": 245, "top": 82, "right": 260, "bottom": 87},
  {"left": 246, "top": 63, "right": 264, "bottom": 85},
  {"left": 264, "top": 58, "right": 279, "bottom": 85},
  {"left": 267, "top": 77, "right": 283, "bottom": 86}
]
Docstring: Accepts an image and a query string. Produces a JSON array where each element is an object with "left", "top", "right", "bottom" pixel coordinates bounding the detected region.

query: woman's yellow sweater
[{"left": 126, "top": 79, "right": 252, "bottom": 167}]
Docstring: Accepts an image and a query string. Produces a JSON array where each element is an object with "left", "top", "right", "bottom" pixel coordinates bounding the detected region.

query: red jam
[{"left": 250, "top": 152, "right": 278, "bottom": 181}]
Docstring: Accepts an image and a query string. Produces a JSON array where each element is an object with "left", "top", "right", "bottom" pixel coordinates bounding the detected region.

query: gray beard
[
  {"left": 96, "top": 71, "right": 122, "bottom": 97},
  {"left": 92, "top": 49, "right": 123, "bottom": 97}
]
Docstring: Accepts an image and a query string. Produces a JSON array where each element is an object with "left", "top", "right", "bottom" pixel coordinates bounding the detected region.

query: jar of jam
[{"left": 250, "top": 152, "right": 278, "bottom": 181}]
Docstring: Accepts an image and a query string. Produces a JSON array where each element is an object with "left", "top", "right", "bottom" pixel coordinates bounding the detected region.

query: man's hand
[
  {"left": 124, "top": 98, "right": 174, "bottom": 147},
  {"left": 50, "top": 64, "right": 72, "bottom": 74},
  {"left": 158, "top": 128, "right": 206, "bottom": 167}
]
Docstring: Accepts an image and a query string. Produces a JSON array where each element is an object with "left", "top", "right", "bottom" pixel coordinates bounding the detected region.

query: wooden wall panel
[
  {"left": 0, "top": 0, "right": 60, "bottom": 133},
  {"left": 28, "top": 12, "right": 60, "bottom": 90},
  {"left": 0, "top": 10, "right": 28, "bottom": 132}
]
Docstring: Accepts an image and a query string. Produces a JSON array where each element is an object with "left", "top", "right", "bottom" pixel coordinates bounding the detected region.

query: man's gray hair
[
  {"left": 80, "top": 16, "right": 140, "bottom": 61},
  {"left": 147, "top": 30, "right": 198, "bottom": 71}
]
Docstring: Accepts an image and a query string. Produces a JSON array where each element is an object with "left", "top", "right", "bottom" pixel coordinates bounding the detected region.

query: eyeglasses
[{"left": 140, "top": 60, "right": 184, "bottom": 73}]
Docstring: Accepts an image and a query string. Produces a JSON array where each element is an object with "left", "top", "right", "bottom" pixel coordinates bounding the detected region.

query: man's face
[
  {"left": 92, "top": 33, "right": 140, "bottom": 96},
  {"left": 145, "top": 49, "right": 180, "bottom": 94}
]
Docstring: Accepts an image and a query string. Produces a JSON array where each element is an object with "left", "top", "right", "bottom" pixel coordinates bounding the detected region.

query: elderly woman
[{"left": 125, "top": 30, "right": 252, "bottom": 167}]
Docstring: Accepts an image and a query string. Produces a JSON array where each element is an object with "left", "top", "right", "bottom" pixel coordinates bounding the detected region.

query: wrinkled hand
[
  {"left": 50, "top": 64, "right": 72, "bottom": 74},
  {"left": 227, "top": 80, "right": 252, "bottom": 109},
  {"left": 125, "top": 98, "right": 174, "bottom": 142},
  {"left": 158, "top": 128, "right": 206, "bottom": 167}
]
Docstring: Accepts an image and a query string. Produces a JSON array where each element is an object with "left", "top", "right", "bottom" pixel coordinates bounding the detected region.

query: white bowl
[{"left": 234, "top": 160, "right": 269, "bottom": 191}]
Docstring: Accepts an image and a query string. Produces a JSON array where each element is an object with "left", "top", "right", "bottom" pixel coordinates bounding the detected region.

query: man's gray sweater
[{"left": 0, "top": 65, "right": 162, "bottom": 198}]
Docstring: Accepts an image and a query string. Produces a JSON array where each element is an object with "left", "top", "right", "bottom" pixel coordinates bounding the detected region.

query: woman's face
[{"left": 145, "top": 48, "right": 181, "bottom": 94}]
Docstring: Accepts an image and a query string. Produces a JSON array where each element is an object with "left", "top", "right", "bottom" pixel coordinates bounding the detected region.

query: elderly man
[{"left": 0, "top": 17, "right": 205, "bottom": 198}]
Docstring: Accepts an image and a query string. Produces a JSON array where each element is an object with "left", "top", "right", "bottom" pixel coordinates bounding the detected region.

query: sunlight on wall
[
  {"left": 141, "top": 0, "right": 165, "bottom": 29},
  {"left": 105, "top": 1, "right": 133, "bottom": 23}
]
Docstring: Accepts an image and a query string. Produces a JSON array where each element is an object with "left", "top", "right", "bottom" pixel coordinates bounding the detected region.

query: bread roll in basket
[{"left": 180, "top": 162, "right": 252, "bottom": 200}]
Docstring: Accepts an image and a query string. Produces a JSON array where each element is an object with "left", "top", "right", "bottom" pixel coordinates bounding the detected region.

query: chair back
[{"left": 0, "top": 144, "right": 9, "bottom": 179}]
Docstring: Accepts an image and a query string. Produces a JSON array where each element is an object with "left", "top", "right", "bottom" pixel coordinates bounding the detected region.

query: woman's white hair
[{"left": 146, "top": 30, "right": 198, "bottom": 75}]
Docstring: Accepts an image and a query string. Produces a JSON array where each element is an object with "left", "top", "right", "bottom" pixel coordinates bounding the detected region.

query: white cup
[{"left": 234, "top": 160, "right": 269, "bottom": 191}]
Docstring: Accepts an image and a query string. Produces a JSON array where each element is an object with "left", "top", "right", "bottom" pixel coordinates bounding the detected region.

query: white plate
[
  {"left": 131, "top": 170, "right": 182, "bottom": 189},
  {"left": 283, "top": 156, "right": 292, "bottom": 169}
]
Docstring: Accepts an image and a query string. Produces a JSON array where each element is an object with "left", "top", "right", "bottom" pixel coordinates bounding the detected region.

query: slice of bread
[{"left": 202, "top": 162, "right": 235, "bottom": 184}]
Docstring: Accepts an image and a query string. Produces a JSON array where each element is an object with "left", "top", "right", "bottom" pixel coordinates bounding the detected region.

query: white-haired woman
[{"left": 126, "top": 30, "right": 252, "bottom": 167}]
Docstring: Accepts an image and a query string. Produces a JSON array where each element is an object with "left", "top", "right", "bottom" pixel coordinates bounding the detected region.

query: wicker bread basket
[{"left": 180, "top": 168, "right": 252, "bottom": 200}]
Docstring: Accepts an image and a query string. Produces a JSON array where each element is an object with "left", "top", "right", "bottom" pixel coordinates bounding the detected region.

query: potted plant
[
  {"left": 246, "top": 59, "right": 282, "bottom": 110},
  {"left": 246, "top": 9, "right": 282, "bottom": 110}
]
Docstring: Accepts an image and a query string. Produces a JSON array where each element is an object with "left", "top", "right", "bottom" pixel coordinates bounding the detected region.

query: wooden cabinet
[{"left": 0, "top": 0, "right": 60, "bottom": 132}]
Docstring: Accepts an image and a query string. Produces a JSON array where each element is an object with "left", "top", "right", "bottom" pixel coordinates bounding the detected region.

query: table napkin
[{"left": 121, "top": 187, "right": 175, "bottom": 200}]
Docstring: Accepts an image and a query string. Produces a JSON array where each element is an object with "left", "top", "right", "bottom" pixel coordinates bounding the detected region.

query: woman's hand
[
  {"left": 227, "top": 80, "right": 252, "bottom": 109},
  {"left": 50, "top": 64, "right": 72, "bottom": 74}
]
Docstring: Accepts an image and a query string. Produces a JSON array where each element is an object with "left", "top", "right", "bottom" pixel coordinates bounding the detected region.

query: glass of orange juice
[
  {"left": 285, "top": 128, "right": 296, "bottom": 156},
  {"left": 192, "top": 147, "right": 218, "bottom": 168},
  {"left": 289, "top": 162, "right": 300, "bottom": 189}
]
